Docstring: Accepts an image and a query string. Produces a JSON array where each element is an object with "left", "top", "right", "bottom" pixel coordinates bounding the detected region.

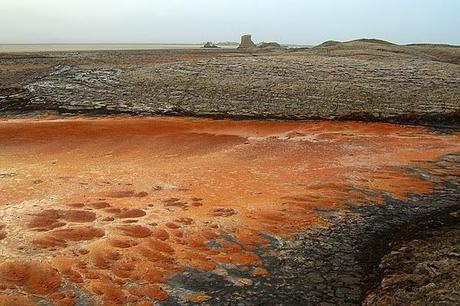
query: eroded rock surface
[
  {"left": 364, "top": 221, "right": 460, "bottom": 305},
  {"left": 1, "top": 42, "right": 459, "bottom": 124}
]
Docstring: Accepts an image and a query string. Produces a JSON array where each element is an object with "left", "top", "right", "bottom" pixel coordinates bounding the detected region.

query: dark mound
[
  {"left": 407, "top": 43, "right": 460, "bottom": 48},
  {"left": 351, "top": 38, "right": 395, "bottom": 45},
  {"left": 257, "top": 42, "right": 283, "bottom": 49},
  {"left": 315, "top": 39, "right": 395, "bottom": 49},
  {"left": 407, "top": 44, "right": 460, "bottom": 65},
  {"left": 203, "top": 42, "right": 220, "bottom": 49},
  {"left": 316, "top": 40, "right": 342, "bottom": 48}
]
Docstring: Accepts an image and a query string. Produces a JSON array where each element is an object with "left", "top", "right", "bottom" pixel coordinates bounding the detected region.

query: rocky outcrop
[
  {"left": 0, "top": 87, "right": 31, "bottom": 112},
  {"left": 203, "top": 42, "right": 219, "bottom": 49},
  {"left": 238, "top": 35, "right": 282, "bottom": 50},
  {"left": 364, "top": 223, "right": 460, "bottom": 305},
  {"left": 258, "top": 42, "right": 283, "bottom": 49},
  {"left": 238, "top": 34, "right": 256, "bottom": 49},
  {"left": 0, "top": 47, "right": 459, "bottom": 125}
]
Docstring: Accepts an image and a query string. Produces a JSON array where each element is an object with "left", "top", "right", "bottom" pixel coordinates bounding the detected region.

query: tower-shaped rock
[{"left": 238, "top": 34, "right": 256, "bottom": 49}]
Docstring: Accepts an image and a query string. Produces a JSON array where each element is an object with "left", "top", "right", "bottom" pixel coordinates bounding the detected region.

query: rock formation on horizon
[
  {"left": 238, "top": 34, "right": 256, "bottom": 49},
  {"left": 258, "top": 42, "right": 283, "bottom": 49},
  {"left": 203, "top": 42, "right": 219, "bottom": 48}
]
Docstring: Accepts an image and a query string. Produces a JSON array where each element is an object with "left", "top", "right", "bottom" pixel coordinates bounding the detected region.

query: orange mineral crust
[{"left": 0, "top": 117, "right": 458, "bottom": 304}]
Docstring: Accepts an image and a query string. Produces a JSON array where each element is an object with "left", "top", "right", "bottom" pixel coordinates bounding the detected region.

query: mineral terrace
[{"left": 0, "top": 40, "right": 459, "bottom": 305}]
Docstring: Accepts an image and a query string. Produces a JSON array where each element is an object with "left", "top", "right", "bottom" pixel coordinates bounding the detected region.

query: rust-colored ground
[{"left": 0, "top": 117, "right": 458, "bottom": 305}]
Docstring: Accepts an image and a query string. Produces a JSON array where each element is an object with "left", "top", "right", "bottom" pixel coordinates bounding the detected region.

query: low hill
[{"left": 309, "top": 38, "right": 460, "bottom": 65}]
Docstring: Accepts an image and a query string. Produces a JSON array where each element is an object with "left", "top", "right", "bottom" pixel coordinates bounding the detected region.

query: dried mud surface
[
  {"left": 0, "top": 117, "right": 459, "bottom": 305},
  {"left": 1, "top": 41, "right": 459, "bottom": 124}
]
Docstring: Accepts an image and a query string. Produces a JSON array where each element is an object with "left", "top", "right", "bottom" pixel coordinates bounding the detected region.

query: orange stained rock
[
  {"left": 0, "top": 294, "right": 35, "bottom": 306},
  {"left": 0, "top": 117, "right": 458, "bottom": 304},
  {"left": 185, "top": 293, "right": 211, "bottom": 303},
  {"left": 0, "top": 261, "right": 61, "bottom": 295},
  {"left": 252, "top": 267, "right": 270, "bottom": 277}
]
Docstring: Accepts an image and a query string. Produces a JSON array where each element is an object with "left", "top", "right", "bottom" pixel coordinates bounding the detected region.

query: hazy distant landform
[
  {"left": 0, "top": 43, "right": 206, "bottom": 53},
  {"left": 0, "top": 43, "right": 310, "bottom": 53}
]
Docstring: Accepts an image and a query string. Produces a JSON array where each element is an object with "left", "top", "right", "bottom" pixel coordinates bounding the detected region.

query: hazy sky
[{"left": 1, "top": 0, "right": 459, "bottom": 45}]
